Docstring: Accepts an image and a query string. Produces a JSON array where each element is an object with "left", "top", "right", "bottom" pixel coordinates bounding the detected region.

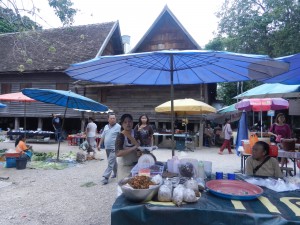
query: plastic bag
[
  {"left": 158, "top": 185, "right": 172, "bottom": 202},
  {"left": 184, "top": 179, "right": 200, "bottom": 197},
  {"left": 172, "top": 184, "right": 185, "bottom": 206},
  {"left": 151, "top": 174, "right": 162, "bottom": 185},
  {"left": 183, "top": 188, "right": 198, "bottom": 203}
]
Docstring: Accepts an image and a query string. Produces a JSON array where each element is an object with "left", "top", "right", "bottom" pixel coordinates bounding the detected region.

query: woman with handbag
[{"left": 218, "top": 119, "right": 234, "bottom": 155}]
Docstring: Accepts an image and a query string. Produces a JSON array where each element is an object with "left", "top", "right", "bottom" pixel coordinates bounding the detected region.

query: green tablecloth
[{"left": 112, "top": 187, "right": 300, "bottom": 225}]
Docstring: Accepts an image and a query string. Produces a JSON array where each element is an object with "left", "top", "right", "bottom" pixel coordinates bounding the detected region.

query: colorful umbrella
[
  {"left": 0, "top": 92, "right": 36, "bottom": 135},
  {"left": 155, "top": 98, "right": 216, "bottom": 151},
  {"left": 65, "top": 50, "right": 288, "bottom": 156},
  {"left": 235, "top": 98, "right": 289, "bottom": 137},
  {"left": 22, "top": 88, "right": 108, "bottom": 160}
]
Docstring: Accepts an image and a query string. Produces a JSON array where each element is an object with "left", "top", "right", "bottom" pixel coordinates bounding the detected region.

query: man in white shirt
[
  {"left": 98, "top": 113, "right": 121, "bottom": 185},
  {"left": 86, "top": 117, "right": 97, "bottom": 159}
]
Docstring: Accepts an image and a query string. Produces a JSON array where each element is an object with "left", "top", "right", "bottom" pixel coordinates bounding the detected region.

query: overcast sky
[{"left": 17, "top": 0, "right": 223, "bottom": 48}]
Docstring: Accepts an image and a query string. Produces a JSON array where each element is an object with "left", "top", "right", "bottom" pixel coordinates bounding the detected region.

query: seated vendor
[
  {"left": 15, "top": 135, "right": 32, "bottom": 155},
  {"left": 245, "top": 141, "right": 283, "bottom": 178}
]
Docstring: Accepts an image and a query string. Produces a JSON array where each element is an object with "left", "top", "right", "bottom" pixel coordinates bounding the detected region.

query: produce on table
[
  {"left": 158, "top": 184, "right": 172, "bottom": 202},
  {"left": 183, "top": 188, "right": 198, "bottom": 203},
  {"left": 127, "top": 176, "right": 155, "bottom": 189},
  {"left": 172, "top": 184, "right": 185, "bottom": 206}
]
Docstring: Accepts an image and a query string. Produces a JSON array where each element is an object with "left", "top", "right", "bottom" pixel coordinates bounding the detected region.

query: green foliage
[
  {"left": 217, "top": 81, "right": 262, "bottom": 105},
  {"left": 48, "top": 0, "right": 77, "bottom": 26},
  {"left": 216, "top": 0, "right": 300, "bottom": 57},
  {"left": 209, "top": 0, "right": 300, "bottom": 104},
  {"left": 0, "top": 6, "right": 41, "bottom": 33}
]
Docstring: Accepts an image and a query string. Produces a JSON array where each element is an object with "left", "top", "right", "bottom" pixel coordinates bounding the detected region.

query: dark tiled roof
[{"left": 0, "top": 22, "right": 117, "bottom": 73}]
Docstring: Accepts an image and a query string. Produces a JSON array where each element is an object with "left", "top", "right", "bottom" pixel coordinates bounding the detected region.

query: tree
[
  {"left": 208, "top": 0, "right": 300, "bottom": 104},
  {"left": 0, "top": 0, "right": 77, "bottom": 33},
  {"left": 0, "top": 6, "right": 41, "bottom": 33},
  {"left": 216, "top": 0, "right": 300, "bottom": 57}
]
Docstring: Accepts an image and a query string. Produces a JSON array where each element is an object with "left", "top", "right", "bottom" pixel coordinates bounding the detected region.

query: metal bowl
[{"left": 118, "top": 177, "right": 161, "bottom": 202}]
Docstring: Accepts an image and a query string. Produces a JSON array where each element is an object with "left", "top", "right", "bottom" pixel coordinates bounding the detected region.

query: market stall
[{"left": 112, "top": 185, "right": 300, "bottom": 225}]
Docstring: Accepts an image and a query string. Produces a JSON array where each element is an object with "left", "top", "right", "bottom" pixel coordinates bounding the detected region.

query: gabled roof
[
  {"left": 0, "top": 21, "right": 123, "bottom": 73},
  {"left": 131, "top": 5, "right": 201, "bottom": 53}
]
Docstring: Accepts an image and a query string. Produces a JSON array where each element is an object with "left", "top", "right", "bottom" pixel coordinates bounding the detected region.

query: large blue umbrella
[
  {"left": 22, "top": 88, "right": 108, "bottom": 160},
  {"left": 235, "top": 111, "right": 249, "bottom": 156},
  {"left": 263, "top": 53, "right": 300, "bottom": 85},
  {"left": 65, "top": 50, "right": 288, "bottom": 156},
  {"left": 0, "top": 103, "right": 7, "bottom": 108}
]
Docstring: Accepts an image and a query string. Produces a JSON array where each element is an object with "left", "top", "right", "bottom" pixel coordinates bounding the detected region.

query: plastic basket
[
  {"left": 269, "top": 145, "right": 278, "bottom": 157},
  {"left": 16, "top": 158, "right": 27, "bottom": 170},
  {"left": 6, "top": 157, "right": 17, "bottom": 168}
]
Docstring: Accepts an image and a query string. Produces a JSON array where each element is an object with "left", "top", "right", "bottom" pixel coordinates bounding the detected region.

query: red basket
[
  {"left": 5, "top": 152, "right": 21, "bottom": 158},
  {"left": 269, "top": 145, "right": 278, "bottom": 157}
]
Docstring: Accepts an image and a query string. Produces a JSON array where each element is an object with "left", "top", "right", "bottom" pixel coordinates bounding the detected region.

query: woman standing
[
  {"left": 218, "top": 119, "right": 234, "bottom": 155},
  {"left": 268, "top": 113, "right": 291, "bottom": 143},
  {"left": 115, "top": 114, "right": 141, "bottom": 181},
  {"left": 134, "top": 114, "right": 153, "bottom": 147}
]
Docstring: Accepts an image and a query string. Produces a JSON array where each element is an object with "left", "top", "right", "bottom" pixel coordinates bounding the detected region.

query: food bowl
[{"left": 118, "top": 177, "right": 161, "bottom": 202}]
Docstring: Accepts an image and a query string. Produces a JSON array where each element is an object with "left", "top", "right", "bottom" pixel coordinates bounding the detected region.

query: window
[
  {"left": 1, "top": 83, "right": 12, "bottom": 94},
  {"left": 20, "top": 83, "right": 32, "bottom": 90},
  {"left": 56, "top": 83, "right": 69, "bottom": 91}
]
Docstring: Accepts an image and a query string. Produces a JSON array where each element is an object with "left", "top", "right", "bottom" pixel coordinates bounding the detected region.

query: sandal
[{"left": 218, "top": 152, "right": 223, "bottom": 155}]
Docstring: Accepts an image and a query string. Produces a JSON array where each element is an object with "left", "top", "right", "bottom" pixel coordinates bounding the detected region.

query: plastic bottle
[{"left": 198, "top": 161, "right": 206, "bottom": 179}]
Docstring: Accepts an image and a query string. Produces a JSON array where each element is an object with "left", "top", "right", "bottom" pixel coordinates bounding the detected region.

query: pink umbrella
[
  {"left": 235, "top": 98, "right": 289, "bottom": 137},
  {"left": 0, "top": 92, "right": 36, "bottom": 135}
]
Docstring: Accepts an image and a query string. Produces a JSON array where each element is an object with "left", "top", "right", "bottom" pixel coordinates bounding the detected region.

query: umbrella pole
[
  {"left": 170, "top": 54, "right": 175, "bottom": 157},
  {"left": 57, "top": 97, "right": 69, "bottom": 161},
  {"left": 260, "top": 111, "right": 263, "bottom": 138},
  {"left": 24, "top": 101, "right": 27, "bottom": 139}
]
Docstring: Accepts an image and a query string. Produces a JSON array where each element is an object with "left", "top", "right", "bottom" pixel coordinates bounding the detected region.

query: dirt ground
[{"left": 0, "top": 141, "right": 241, "bottom": 225}]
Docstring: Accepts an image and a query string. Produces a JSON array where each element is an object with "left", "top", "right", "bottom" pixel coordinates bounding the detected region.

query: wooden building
[
  {"left": 75, "top": 6, "right": 217, "bottom": 132},
  {"left": 0, "top": 22, "right": 123, "bottom": 132},
  {"left": 0, "top": 6, "right": 216, "bottom": 134}
]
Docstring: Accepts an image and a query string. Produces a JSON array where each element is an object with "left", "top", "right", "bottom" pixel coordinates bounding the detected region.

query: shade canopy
[
  {"left": 235, "top": 98, "right": 289, "bottom": 112},
  {"left": 65, "top": 50, "right": 288, "bottom": 156},
  {"left": 65, "top": 50, "right": 289, "bottom": 85},
  {"left": 155, "top": 98, "right": 216, "bottom": 115},
  {"left": 0, "top": 92, "right": 36, "bottom": 102},
  {"left": 22, "top": 88, "right": 108, "bottom": 112},
  {"left": 217, "top": 103, "right": 238, "bottom": 114},
  {"left": 263, "top": 53, "right": 300, "bottom": 85},
  {"left": 234, "top": 83, "right": 300, "bottom": 99}
]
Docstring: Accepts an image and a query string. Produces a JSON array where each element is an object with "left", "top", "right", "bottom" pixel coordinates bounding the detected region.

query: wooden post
[
  {"left": 38, "top": 118, "right": 43, "bottom": 129},
  {"left": 14, "top": 117, "right": 19, "bottom": 130}
]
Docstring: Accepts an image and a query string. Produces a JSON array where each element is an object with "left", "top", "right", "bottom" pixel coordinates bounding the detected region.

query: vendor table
[
  {"left": 153, "top": 133, "right": 196, "bottom": 150},
  {"left": 239, "top": 149, "right": 300, "bottom": 175},
  {"left": 112, "top": 186, "right": 300, "bottom": 225},
  {"left": 7, "top": 130, "right": 54, "bottom": 142}
]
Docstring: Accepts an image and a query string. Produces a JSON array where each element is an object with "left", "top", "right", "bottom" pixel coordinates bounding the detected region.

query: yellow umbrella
[
  {"left": 155, "top": 98, "right": 216, "bottom": 153},
  {"left": 155, "top": 98, "right": 216, "bottom": 115}
]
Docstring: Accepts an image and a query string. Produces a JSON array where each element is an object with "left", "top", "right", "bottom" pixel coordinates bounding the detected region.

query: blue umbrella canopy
[
  {"left": 65, "top": 50, "right": 289, "bottom": 85},
  {"left": 22, "top": 88, "right": 108, "bottom": 160},
  {"left": 0, "top": 103, "right": 7, "bottom": 108},
  {"left": 234, "top": 83, "right": 300, "bottom": 99},
  {"left": 22, "top": 88, "right": 108, "bottom": 112},
  {"left": 235, "top": 111, "right": 249, "bottom": 156},
  {"left": 217, "top": 103, "right": 238, "bottom": 114},
  {"left": 65, "top": 50, "right": 288, "bottom": 156},
  {"left": 263, "top": 53, "right": 300, "bottom": 85}
]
